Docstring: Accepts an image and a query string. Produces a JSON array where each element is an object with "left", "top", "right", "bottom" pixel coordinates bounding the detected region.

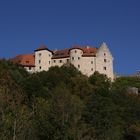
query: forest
[{"left": 0, "top": 60, "right": 140, "bottom": 140}]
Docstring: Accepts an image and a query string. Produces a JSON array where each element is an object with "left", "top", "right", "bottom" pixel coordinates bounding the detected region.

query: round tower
[{"left": 69, "top": 46, "right": 83, "bottom": 70}]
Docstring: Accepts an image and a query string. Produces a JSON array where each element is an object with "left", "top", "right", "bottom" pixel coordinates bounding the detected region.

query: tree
[
  {"left": 83, "top": 92, "right": 123, "bottom": 140},
  {"left": 70, "top": 75, "right": 93, "bottom": 101},
  {"left": 0, "top": 61, "right": 36, "bottom": 140},
  {"left": 112, "top": 77, "right": 140, "bottom": 92},
  {"left": 1, "top": 60, "right": 140, "bottom": 140},
  {"left": 89, "top": 72, "right": 111, "bottom": 95},
  {"left": 34, "top": 84, "right": 84, "bottom": 140}
]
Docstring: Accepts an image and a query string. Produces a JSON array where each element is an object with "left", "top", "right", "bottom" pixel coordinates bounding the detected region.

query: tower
[
  {"left": 69, "top": 46, "right": 83, "bottom": 70},
  {"left": 34, "top": 45, "right": 53, "bottom": 72},
  {"left": 96, "top": 42, "right": 114, "bottom": 80}
]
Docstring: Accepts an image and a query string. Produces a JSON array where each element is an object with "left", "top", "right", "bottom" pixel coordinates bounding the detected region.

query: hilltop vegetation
[{"left": 0, "top": 60, "right": 140, "bottom": 140}]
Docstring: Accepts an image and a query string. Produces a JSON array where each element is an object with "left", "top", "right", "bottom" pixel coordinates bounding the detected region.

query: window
[
  {"left": 39, "top": 66, "right": 42, "bottom": 70},
  {"left": 39, "top": 60, "right": 41, "bottom": 64},
  {"left": 49, "top": 61, "right": 51, "bottom": 64},
  {"left": 91, "top": 61, "right": 93, "bottom": 64},
  {"left": 39, "top": 53, "right": 41, "bottom": 57},
  {"left": 104, "top": 59, "right": 107, "bottom": 62},
  {"left": 67, "top": 59, "right": 69, "bottom": 62},
  {"left": 91, "top": 68, "right": 93, "bottom": 71},
  {"left": 60, "top": 60, "right": 62, "bottom": 63},
  {"left": 104, "top": 67, "right": 106, "bottom": 70},
  {"left": 104, "top": 53, "right": 106, "bottom": 56},
  {"left": 75, "top": 50, "right": 77, "bottom": 53},
  {"left": 72, "top": 57, "right": 74, "bottom": 60},
  {"left": 78, "top": 57, "right": 80, "bottom": 60},
  {"left": 49, "top": 54, "right": 51, "bottom": 57},
  {"left": 29, "top": 67, "right": 31, "bottom": 70},
  {"left": 78, "top": 65, "right": 80, "bottom": 68},
  {"left": 54, "top": 60, "right": 56, "bottom": 63}
]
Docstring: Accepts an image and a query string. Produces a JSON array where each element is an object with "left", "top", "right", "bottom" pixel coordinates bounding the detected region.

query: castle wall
[
  {"left": 96, "top": 43, "right": 114, "bottom": 80},
  {"left": 80, "top": 56, "right": 96, "bottom": 76},
  {"left": 35, "top": 50, "right": 52, "bottom": 72},
  {"left": 51, "top": 57, "right": 70, "bottom": 67},
  {"left": 69, "top": 48, "right": 96, "bottom": 76},
  {"left": 69, "top": 48, "right": 83, "bottom": 70},
  {"left": 33, "top": 43, "right": 114, "bottom": 81}
]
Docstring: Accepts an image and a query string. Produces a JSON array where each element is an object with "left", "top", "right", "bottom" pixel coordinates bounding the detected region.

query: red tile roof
[
  {"left": 52, "top": 46, "right": 98, "bottom": 59},
  {"left": 82, "top": 46, "right": 98, "bottom": 57},
  {"left": 35, "top": 44, "right": 52, "bottom": 52},
  {"left": 52, "top": 48, "right": 70, "bottom": 59},
  {"left": 69, "top": 45, "right": 83, "bottom": 51},
  {"left": 11, "top": 45, "right": 98, "bottom": 66},
  {"left": 10, "top": 54, "right": 35, "bottom": 67}
]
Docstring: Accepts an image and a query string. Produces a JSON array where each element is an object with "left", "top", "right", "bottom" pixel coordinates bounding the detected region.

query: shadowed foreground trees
[
  {"left": 0, "top": 60, "right": 140, "bottom": 140},
  {"left": 0, "top": 61, "right": 35, "bottom": 140}
]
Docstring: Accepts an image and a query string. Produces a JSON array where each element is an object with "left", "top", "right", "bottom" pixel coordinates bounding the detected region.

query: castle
[{"left": 11, "top": 42, "right": 114, "bottom": 80}]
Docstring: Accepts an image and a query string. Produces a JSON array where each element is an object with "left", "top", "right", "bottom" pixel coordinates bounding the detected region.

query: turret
[{"left": 69, "top": 46, "right": 83, "bottom": 70}]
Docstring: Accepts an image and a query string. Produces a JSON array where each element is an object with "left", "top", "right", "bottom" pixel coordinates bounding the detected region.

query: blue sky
[{"left": 0, "top": 0, "right": 140, "bottom": 75}]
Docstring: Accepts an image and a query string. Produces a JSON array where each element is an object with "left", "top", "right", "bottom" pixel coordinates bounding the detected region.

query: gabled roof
[
  {"left": 10, "top": 54, "right": 35, "bottom": 67},
  {"left": 34, "top": 44, "right": 52, "bottom": 52}
]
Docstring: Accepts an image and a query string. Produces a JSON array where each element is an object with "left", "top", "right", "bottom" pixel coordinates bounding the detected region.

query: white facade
[
  {"left": 52, "top": 58, "right": 69, "bottom": 67},
  {"left": 34, "top": 42, "right": 114, "bottom": 81},
  {"left": 35, "top": 49, "right": 52, "bottom": 72},
  {"left": 96, "top": 43, "right": 114, "bottom": 80}
]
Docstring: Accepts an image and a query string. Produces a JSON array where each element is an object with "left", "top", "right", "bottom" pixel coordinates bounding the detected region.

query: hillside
[{"left": 0, "top": 60, "right": 140, "bottom": 140}]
